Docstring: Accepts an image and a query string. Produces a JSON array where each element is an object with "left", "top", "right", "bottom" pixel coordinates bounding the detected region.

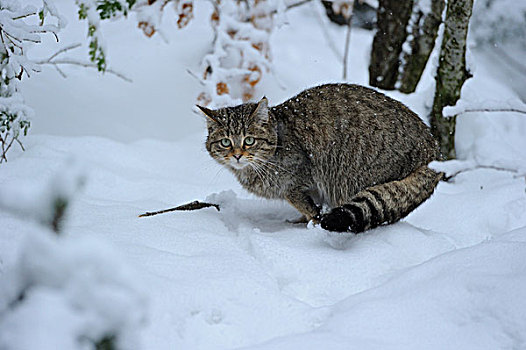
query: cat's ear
[
  {"left": 250, "top": 96, "right": 269, "bottom": 123},
  {"left": 196, "top": 105, "right": 221, "bottom": 124}
]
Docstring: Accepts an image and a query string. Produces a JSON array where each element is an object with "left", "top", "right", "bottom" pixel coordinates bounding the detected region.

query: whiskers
[
  {"left": 246, "top": 155, "right": 293, "bottom": 187},
  {"left": 254, "top": 156, "right": 293, "bottom": 176}
]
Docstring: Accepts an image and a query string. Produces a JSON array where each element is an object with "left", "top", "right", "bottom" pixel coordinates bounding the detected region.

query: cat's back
[
  {"left": 273, "top": 83, "right": 428, "bottom": 135},
  {"left": 271, "top": 83, "right": 439, "bottom": 194}
]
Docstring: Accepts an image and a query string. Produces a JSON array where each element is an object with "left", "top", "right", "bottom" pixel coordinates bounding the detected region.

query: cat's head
[{"left": 198, "top": 97, "right": 277, "bottom": 171}]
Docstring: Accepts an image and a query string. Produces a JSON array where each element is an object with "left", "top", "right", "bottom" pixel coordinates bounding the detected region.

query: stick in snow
[{"left": 138, "top": 200, "right": 220, "bottom": 217}]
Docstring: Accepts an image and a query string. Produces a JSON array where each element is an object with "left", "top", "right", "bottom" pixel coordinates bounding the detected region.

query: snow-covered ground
[{"left": 1, "top": 1, "right": 526, "bottom": 349}]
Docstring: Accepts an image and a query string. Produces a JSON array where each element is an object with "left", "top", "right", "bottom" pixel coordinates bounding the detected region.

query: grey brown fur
[{"left": 199, "top": 83, "right": 442, "bottom": 233}]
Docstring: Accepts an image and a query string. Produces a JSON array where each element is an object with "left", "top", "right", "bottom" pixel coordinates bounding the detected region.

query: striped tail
[{"left": 320, "top": 166, "right": 443, "bottom": 233}]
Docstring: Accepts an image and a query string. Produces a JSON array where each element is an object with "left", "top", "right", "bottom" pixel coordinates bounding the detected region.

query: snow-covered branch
[
  {"left": 430, "top": 160, "right": 526, "bottom": 182},
  {"left": 443, "top": 99, "right": 526, "bottom": 117},
  {"left": 0, "top": 0, "right": 66, "bottom": 163},
  {"left": 75, "top": 0, "right": 304, "bottom": 106},
  {"left": 193, "top": 0, "right": 287, "bottom": 106}
]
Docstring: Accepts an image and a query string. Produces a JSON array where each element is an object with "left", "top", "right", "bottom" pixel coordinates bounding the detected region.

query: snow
[
  {"left": 443, "top": 98, "right": 526, "bottom": 118},
  {"left": 1, "top": 0, "right": 526, "bottom": 349},
  {"left": 246, "top": 231, "right": 526, "bottom": 350},
  {"left": 0, "top": 231, "right": 147, "bottom": 350},
  {"left": 0, "top": 159, "right": 85, "bottom": 228}
]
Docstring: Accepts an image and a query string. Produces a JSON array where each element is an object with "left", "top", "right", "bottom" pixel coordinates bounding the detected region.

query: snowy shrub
[
  {"left": 196, "top": 0, "right": 284, "bottom": 106},
  {"left": 0, "top": 232, "right": 148, "bottom": 350},
  {"left": 0, "top": 0, "right": 64, "bottom": 162},
  {"left": 76, "top": 0, "right": 136, "bottom": 72},
  {"left": 0, "top": 163, "right": 148, "bottom": 350},
  {"left": 76, "top": 0, "right": 287, "bottom": 106}
]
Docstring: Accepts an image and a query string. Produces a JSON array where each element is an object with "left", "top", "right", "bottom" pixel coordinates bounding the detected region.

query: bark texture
[
  {"left": 430, "top": 0, "right": 473, "bottom": 159},
  {"left": 399, "top": 0, "right": 445, "bottom": 93},
  {"left": 369, "top": 0, "right": 414, "bottom": 89}
]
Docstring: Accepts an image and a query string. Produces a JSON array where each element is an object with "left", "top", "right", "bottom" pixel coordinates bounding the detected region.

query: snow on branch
[
  {"left": 1, "top": 1, "right": 134, "bottom": 163},
  {"left": 430, "top": 160, "right": 526, "bottom": 182},
  {"left": 0, "top": 0, "right": 65, "bottom": 163},
  {"left": 443, "top": 99, "right": 526, "bottom": 117},
  {"left": 195, "top": 0, "right": 287, "bottom": 107},
  {"left": 77, "top": 0, "right": 316, "bottom": 106}
]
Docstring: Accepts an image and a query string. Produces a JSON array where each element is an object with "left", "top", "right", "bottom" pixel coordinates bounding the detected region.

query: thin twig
[
  {"left": 0, "top": 135, "right": 6, "bottom": 163},
  {"left": 255, "top": 0, "right": 312, "bottom": 16},
  {"left": 444, "top": 164, "right": 524, "bottom": 182},
  {"left": 186, "top": 69, "right": 205, "bottom": 86},
  {"left": 2, "top": 136, "right": 16, "bottom": 160},
  {"left": 342, "top": 1, "right": 355, "bottom": 80},
  {"left": 138, "top": 200, "right": 221, "bottom": 217},
  {"left": 313, "top": 0, "right": 343, "bottom": 62},
  {"left": 36, "top": 57, "right": 133, "bottom": 82},
  {"left": 53, "top": 64, "right": 67, "bottom": 78},
  {"left": 12, "top": 12, "right": 38, "bottom": 20},
  {"left": 46, "top": 43, "right": 82, "bottom": 61},
  {"left": 458, "top": 108, "right": 526, "bottom": 116},
  {"left": 47, "top": 59, "right": 132, "bottom": 82},
  {"left": 285, "top": 0, "right": 312, "bottom": 11},
  {"left": 15, "top": 138, "right": 25, "bottom": 151},
  {"left": 33, "top": 43, "right": 132, "bottom": 82}
]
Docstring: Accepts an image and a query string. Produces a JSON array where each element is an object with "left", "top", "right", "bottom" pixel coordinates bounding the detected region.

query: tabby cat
[{"left": 198, "top": 83, "right": 442, "bottom": 233}]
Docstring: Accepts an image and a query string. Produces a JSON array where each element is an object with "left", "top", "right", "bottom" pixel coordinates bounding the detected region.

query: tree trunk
[
  {"left": 430, "top": 0, "right": 474, "bottom": 160},
  {"left": 399, "top": 0, "right": 445, "bottom": 93},
  {"left": 369, "top": 0, "right": 414, "bottom": 90}
]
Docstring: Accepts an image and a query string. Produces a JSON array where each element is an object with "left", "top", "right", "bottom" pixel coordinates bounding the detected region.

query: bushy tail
[{"left": 320, "top": 166, "right": 443, "bottom": 233}]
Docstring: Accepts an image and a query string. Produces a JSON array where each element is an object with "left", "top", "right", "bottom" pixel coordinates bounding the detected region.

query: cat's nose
[{"left": 233, "top": 154, "right": 242, "bottom": 161}]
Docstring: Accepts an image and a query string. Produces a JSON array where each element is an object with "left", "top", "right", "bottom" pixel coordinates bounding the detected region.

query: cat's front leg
[{"left": 285, "top": 187, "right": 321, "bottom": 223}]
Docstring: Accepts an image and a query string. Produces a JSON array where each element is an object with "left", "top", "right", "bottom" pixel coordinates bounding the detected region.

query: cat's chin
[{"left": 229, "top": 162, "right": 250, "bottom": 171}]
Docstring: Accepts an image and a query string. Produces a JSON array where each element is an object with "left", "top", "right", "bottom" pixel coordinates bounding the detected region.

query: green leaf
[
  {"left": 97, "top": 0, "right": 123, "bottom": 20},
  {"left": 88, "top": 38, "right": 107, "bottom": 72},
  {"left": 95, "top": 335, "right": 117, "bottom": 350},
  {"left": 78, "top": 3, "right": 88, "bottom": 20},
  {"left": 38, "top": 10, "right": 44, "bottom": 25},
  {"left": 88, "top": 24, "right": 96, "bottom": 37}
]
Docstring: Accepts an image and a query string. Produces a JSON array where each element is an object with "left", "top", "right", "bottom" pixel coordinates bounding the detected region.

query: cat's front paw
[
  {"left": 287, "top": 213, "right": 321, "bottom": 226},
  {"left": 286, "top": 215, "right": 309, "bottom": 224}
]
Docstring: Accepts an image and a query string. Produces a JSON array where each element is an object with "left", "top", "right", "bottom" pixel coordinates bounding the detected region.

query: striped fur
[
  {"left": 320, "top": 166, "right": 443, "bottom": 232},
  {"left": 200, "top": 84, "right": 442, "bottom": 233}
]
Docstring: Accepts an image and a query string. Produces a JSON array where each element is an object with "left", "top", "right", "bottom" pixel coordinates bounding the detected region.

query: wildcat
[{"left": 198, "top": 83, "right": 442, "bottom": 233}]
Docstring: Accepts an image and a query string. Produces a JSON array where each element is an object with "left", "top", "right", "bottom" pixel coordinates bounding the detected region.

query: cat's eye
[
  {"left": 244, "top": 136, "right": 255, "bottom": 146},
  {"left": 220, "top": 138, "right": 232, "bottom": 148}
]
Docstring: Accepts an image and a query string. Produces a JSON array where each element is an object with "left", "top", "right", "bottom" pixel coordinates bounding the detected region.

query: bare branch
[
  {"left": 15, "top": 138, "right": 25, "bottom": 152},
  {"left": 186, "top": 69, "right": 205, "bottom": 86},
  {"left": 36, "top": 54, "right": 133, "bottom": 82},
  {"left": 342, "top": 1, "right": 355, "bottom": 80},
  {"left": 284, "top": 0, "right": 312, "bottom": 11},
  {"left": 46, "top": 43, "right": 82, "bottom": 61},
  {"left": 138, "top": 200, "right": 221, "bottom": 217},
  {"left": 1, "top": 135, "right": 16, "bottom": 163},
  {"left": 53, "top": 64, "right": 67, "bottom": 78},
  {"left": 458, "top": 108, "right": 526, "bottom": 116},
  {"left": 12, "top": 12, "right": 38, "bottom": 20},
  {"left": 34, "top": 43, "right": 131, "bottom": 82},
  {"left": 444, "top": 164, "right": 524, "bottom": 182},
  {"left": 313, "top": 0, "right": 343, "bottom": 62}
]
